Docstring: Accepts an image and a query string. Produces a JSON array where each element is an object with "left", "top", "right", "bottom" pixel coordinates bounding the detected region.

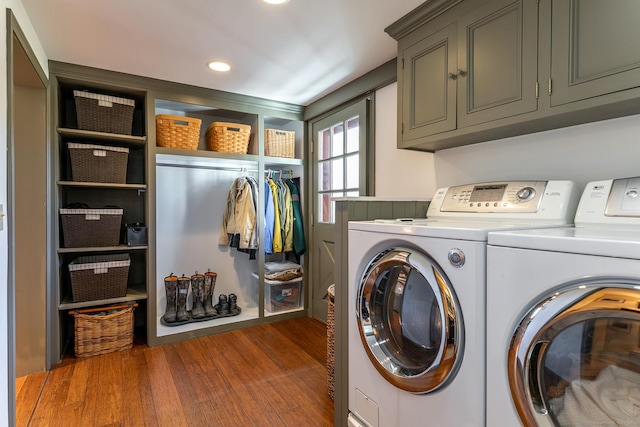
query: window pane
[
  {"left": 346, "top": 154, "right": 359, "bottom": 189},
  {"left": 318, "top": 160, "right": 331, "bottom": 191},
  {"left": 331, "top": 158, "right": 344, "bottom": 190},
  {"left": 319, "top": 193, "right": 332, "bottom": 223},
  {"left": 346, "top": 116, "right": 359, "bottom": 153},
  {"left": 318, "top": 128, "right": 331, "bottom": 160},
  {"left": 332, "top": 123, "right": 344, "bottom": 157},
  {"left": 345, "top": 190, "right": 359, "bottom": 197}
]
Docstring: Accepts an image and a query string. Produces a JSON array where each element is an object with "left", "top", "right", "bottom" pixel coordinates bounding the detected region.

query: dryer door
[
  {"left": 509, "top": 279, "right": 640, "bottom": 427},
  {"left": 356, "top": 247, "right": 464, "bottom": 394}
]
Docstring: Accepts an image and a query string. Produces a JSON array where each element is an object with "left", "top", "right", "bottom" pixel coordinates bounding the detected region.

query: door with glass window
[{"left": 311, "top": 99, "right": 368, "bottom": 321}]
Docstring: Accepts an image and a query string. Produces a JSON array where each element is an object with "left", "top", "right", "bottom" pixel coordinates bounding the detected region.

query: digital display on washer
[{"left": 469, "top": 184, "right": 507, "bottom": 202}]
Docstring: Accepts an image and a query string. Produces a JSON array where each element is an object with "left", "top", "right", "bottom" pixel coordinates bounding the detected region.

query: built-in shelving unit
[{"left": 48, "top": 61, "right": 307, "bottom": 359}]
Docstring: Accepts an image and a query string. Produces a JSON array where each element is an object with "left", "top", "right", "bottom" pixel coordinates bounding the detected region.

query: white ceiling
[{"left": 20, "top": 0, "right": 425, "bottom": 106}]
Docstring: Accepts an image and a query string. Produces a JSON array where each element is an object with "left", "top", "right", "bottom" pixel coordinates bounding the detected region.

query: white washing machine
[
  {"left": 348, "top": 181, "right": 579, "bottom": 427},
  {"left": 487, "top": 176, "right": 640, "bottom": 427}
]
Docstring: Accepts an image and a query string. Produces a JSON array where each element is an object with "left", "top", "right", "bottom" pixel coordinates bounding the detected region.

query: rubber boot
[
  {"left": 217, "top": 294, "right": 229, "bottom": 315},
  {"left": 228, "top": 293, "right": 238, "bottom": 313},
  {"left": 203, "top": 271, "right": 218, "bottom": 317},
  {"left": 191, "top": 273, "right": 205, "bottom": 319},
  {"left": 162, "top": 274, "right": 178, "bottom": 323},
  {"left": 176, "top": 274, "right": 191, "bottom": 322}
]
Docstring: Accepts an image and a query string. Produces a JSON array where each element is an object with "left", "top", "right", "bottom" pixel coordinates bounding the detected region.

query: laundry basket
[
  {"left": 327, "top": 283, "right": 335, "bottom": 400},
  {"left": 73, "top": 303, "right": 136, "bottom": 357}
]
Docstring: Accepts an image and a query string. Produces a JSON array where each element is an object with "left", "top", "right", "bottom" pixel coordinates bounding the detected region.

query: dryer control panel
[
  {"left": 576, "top": 176, "right": 640, "bottom": 228},
  {"left": 428, "top": 180, "right": 579, "bottom": 223},
  {"left": 437, "top": 181, "right": 547, "bottom": 213}
]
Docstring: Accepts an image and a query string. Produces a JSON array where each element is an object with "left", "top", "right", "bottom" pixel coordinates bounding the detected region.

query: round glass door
[
  {"left": 509, "top": 280, "right": 640, "bottom": 426},
  {"left": 356, "top": 247, "right": 463, "bottom": 394}
]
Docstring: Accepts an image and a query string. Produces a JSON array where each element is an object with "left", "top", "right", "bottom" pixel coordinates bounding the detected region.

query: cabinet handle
[
  {"left": 448, "top": 72, "right": 458, "bottom": 80},
  {"left": 458, "top": 69, "right": 467, "bottom": 77}
]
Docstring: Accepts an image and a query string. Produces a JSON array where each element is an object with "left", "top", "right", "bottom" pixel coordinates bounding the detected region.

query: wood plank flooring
[{"left": 16, "top": 317, "right": 334, "bottom": 427}]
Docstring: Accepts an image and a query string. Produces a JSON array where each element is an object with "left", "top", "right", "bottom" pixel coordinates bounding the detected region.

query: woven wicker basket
[
  {"left": 68, "top": 254, "right": 130, "bottom": 303},
  {"left": 60, "top": 208, "right": 123, "bottom": 248},
  {"left": 156, "top": 115, "right": 202, "bottom": 150},
  {"left": 327, "top": 283, "right": 335, "bottom": 400},
  {"left": 68, "top": 143, "right": 129, "bottom": 183},
  {"left": 74, "top": 304, "right": 135, "bottom": 357},
  {"left": 73, "top": 91, "right": 135, "bottom": 135},
  {"left": 206, "top": 122, "right": 251, "bottom": 154},
  {"left": 265, "top": 129, "right": 295, "bottom": 158}
]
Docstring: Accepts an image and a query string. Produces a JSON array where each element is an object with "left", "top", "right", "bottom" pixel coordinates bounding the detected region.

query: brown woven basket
[
  {"left": 74, "top": 304, "right": 135, "bottom": 357},
  {"left": 156, "top": 115, "right": 202, "bottom": 150},
  {"left": 206, "top": 122, "right": 251, "bottom": 154},
  {"left": 74, "top": 91, "right": 135, "bottom": 135},
  {"left": 60, "top": 208, "right": 123, "bottom": 248},
  {"left": 265, "top": 129, "right": 295, "bottom": 158},
  {"left": 327, "top": 283, "right": 335, "bottom": 400},
  {"left": 68, "top": 143, "right": 129, "bottom": 183},
  {"left": 68, "top": 254, "right": 130, "bottom": 303}
]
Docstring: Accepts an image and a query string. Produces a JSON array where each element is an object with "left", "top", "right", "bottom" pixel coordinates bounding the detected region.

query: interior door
[{"left": 311, "top": 99, "right": 368, "bottom": 322}]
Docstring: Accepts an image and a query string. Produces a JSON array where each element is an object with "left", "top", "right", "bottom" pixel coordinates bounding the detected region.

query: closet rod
[
  {"left": 156, "top": 162, "right": 259, "bottom": 173},
  {"left": 265, "top": 169, "right": 294, "bottom": 176}
]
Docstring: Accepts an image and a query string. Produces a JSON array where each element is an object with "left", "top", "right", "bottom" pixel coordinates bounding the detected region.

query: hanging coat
[
  {"left": 268, "top": 178, "right": 283, "bottom": 253},
  {"left": 285, "top": 178, "right": 306, "bottom": 256}
]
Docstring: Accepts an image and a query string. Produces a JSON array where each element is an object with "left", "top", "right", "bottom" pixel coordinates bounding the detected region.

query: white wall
[
  {"left": 434, "top": 113, "right": 640, "bottom": 195},
  {"left": 1, "top": 2, "right": 48, "bottom": 425},
  {"left": 374, "top": 83, "right": 436, "bottom": 198}
]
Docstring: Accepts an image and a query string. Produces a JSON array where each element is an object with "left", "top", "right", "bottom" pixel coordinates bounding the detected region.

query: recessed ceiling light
[
  {"left": 207, "top": 61, "right": 231, "bottom": 72},
  {"left": 263, "top": 0, "right": 289, "bottom": 4}
]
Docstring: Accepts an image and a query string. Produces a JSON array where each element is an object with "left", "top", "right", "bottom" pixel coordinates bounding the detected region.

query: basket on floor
[
  {"left": 156, "top": 114, "right": 201, "bottom": 150},
  {"left": 264, "top": 129, "right": 295, "bottom": 158},
  {"left": 73, "top": 304, "right": 135, "bottom": 357},
  {"left": 73, "top": 90, "right": 135, "bottom": 135},
  {"left": 206, "top": 122, "right": 251, "bottom": 154},
  {"left": 327, "top": 283, "right": 335, "bottom": 400}
]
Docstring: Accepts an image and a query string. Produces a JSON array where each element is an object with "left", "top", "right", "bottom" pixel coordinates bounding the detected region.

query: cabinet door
[
  {"left": 457, "top": 0, "right": 539, "bottom": 128},
  {"left": 400, "top": 23, "right": 458, "bottom": 143},
  {"left": 551, "top": 0, "right": 640, "bottom": 106}
]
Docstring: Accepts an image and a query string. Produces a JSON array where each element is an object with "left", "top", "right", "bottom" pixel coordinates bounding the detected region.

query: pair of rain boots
[{"left": 162, "top": 271, "right": 217, "bottom": 323}]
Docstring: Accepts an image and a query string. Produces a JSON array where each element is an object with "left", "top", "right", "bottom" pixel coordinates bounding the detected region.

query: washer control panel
[
  {"left": 605, "top": 176, "right": 640, "bottom": 217},
  {"left": 436, "top": 181, "right": 548, "bottom": 213}
]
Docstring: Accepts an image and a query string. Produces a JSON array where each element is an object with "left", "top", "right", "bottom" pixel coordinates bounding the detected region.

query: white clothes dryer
[
  {"left": 487, "top": 176, "right": 640, "bottom": 427},
  {"left": 348, "top": 181, "right": 579, "bottom": 427}
]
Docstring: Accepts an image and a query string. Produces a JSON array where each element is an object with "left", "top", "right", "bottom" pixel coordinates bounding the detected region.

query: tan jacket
[{"left": 219, "top": 177, "right": 258, "bottom": 249}]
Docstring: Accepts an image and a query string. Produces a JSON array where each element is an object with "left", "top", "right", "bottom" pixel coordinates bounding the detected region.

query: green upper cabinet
[
  {"left": 388, "top": 0, "right": 640, "bottom": 151},
  {"left": 550, "top": 0, "right": 640, "bottom": 106},
  {"left": 394, "top": 0, "right": 538, "bottom": 149},
  {"left": 457, "top": 0, "right": 538, "bottom": 127},
  {"left": 401, "top": 23, "right": 458, "bottom": 140}
]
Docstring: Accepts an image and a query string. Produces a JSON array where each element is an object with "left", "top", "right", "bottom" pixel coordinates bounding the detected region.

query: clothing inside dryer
[{"left": 541, "top": 318, "right": 640, "bottom": 426}]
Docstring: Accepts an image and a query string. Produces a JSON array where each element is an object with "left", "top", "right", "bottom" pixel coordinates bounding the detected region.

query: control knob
[{"left": 516, "top": 187, "right": 536, "bottom": 202}]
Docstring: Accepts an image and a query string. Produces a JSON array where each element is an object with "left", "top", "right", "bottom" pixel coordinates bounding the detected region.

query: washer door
[
  {"left": 356, "top": 247, "right": 464, "bottom": 394},
  {"left": 509, "top": 279, "right": 640, "bottom": 427}
]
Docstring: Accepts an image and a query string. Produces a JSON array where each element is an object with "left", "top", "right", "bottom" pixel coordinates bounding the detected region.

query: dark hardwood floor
[{"left": 16, "top": 317, "right": 334, "bottom": 427}]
